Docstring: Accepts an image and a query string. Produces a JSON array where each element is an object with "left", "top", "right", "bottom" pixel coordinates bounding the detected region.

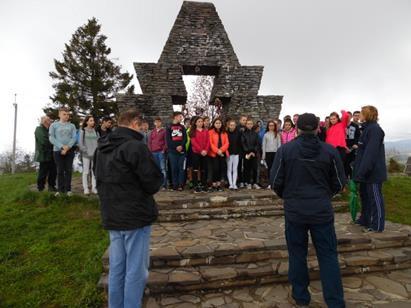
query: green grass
[
  {"left": 0, "top": 173, "right": 107, "bottom": 307},
  {"left": 0, "top": 173, "right": 410, "bottom": 307},
  {"left": 383, "top": 175, "right": 411, "bottom": 225}
]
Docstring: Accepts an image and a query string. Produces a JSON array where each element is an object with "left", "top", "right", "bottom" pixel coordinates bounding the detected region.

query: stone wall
[{"left": 117, "top": 1, "right": 283, "bottom": 126}]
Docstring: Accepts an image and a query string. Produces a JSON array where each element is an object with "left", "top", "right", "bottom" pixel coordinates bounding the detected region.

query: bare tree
[
  {"left": 0, "top": 149, "right": 36, "bottom": 174},
  {"left": 185, "top": 76, "right": 222, "bottom": 121}
]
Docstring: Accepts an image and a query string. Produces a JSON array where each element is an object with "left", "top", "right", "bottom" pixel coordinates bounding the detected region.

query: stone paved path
[{"left": 142, "top": 269, "right": 411, "bottom": 307}]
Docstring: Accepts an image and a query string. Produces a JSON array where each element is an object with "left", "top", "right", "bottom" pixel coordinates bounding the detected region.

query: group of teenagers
[{"left": 35, "top": 105, "right": 387, "bottom": 308}]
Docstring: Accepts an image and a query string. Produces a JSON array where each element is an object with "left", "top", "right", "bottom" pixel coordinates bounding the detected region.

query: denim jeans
[
  {"left": 168, "top": 152, "right": 185, "bottom": 188},
  {"left": 53, "top": 150, "right": 75, "bottom": 193},
  {"left": 108, "top": 225, "right": 151, "bottom": 308},
  {"left": 152, "top": 152, "right": 167, "bottom": 188},
  {"left": 285, "top": 219, "right": 345, "bottom": 308}
]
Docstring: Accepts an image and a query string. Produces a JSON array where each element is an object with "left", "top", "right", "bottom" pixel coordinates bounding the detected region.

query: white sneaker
[
  {"left": 84, "top": 189, "right": 90, "bottom": 195},
  {"left": 67, "top": 191, "right": 73, "bottom": 197},
  {"left": 247, "top": 184, "right": 252, "bottom": 190},
  {"left": 253, "top": 184, "right": 261, "bottom": 190},
  {"left": 266, "top": 185, "right": 271, "bottom": 190},
  {"left": 239, "top": 183, "right": 244, "bottom": 188},
  {"left": 54, "top": 192, "right": 60, "bottom": 197},
  {"left": 91, "top": 189, "right": 98, "bottom": 195},
  {"left": 233, "top": 185, "right": 239, "bottom": 190}
]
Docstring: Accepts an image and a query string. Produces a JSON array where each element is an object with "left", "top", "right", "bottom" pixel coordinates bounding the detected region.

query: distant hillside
[{"left": 385, "top": 139, "right": 411, "bottom": 163}]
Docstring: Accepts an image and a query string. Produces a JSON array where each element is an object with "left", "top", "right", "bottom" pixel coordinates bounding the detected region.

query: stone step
[
  {"left": 98, "top": 246, "right": 411, "bottom": 294},
  {"left": 140, "top": 269, "right": 411, "bottom": 307},
  {"left": 102, "top": 214, "right": 411, "bottom": 270},
  {"left": 157, "top": 201, "right": 348, "bottom": 222}
]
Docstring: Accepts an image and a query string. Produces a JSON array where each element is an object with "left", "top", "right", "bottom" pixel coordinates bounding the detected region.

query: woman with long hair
[
  {"left": 262, "top": 120, "right": 281, "bottom": 188},
  {"left": 325, "top": 110, "right": 350, "bottom": 161},
  {"left": 79, "top": 115, "right": 99, "bottom": 195},
  {"left": 281, "top": 118, "right": 297, "bottom": 144},
  {"left": 208, "top": 118, "right": 229, "bottom": 191},
  {"left": 190, "top": 116, "right": 210, "bottom": 193}
]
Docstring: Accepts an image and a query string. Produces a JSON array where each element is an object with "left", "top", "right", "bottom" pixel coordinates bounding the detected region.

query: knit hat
[{"left": 297, "top": 113, "right": 319, "bottom": 131}]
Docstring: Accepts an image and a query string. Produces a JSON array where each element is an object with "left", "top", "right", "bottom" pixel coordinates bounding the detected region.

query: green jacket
[{"left": 34, "top": 125, "right": 53, "bottom": 162}]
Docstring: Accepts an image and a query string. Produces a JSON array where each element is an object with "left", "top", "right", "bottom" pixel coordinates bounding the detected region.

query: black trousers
[
  {"left": 192, "top": 153, "right": 207, "bottom": 187},
  {"left": 237, "top": 154, "right": 244, "bottom": 184},
  {"left": 211, "top": 155, "right": 226, "bottom": 183},
  {"left": 244, "top": 156, "right": 258, "bottom": 184},
  {"left": 344, "top": 150, "right": 356, "bottom": 179},
  {"left": 54, "top": 150, "right": 75, "bottom": 193},
  {"left": 37, "top": 160, "right": 57, "bottom": 191},
  {"left": 265, "top": 152, "right": 276, "bottom": 175}
]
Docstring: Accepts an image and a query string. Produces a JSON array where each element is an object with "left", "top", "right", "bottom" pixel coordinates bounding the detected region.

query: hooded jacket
[
  {"left": 270, "top": 134, "right": 346, "bottom": 224},
  {"left": 94, "top": 127, "right": 163, "bottom": 230},
  {"left": 354, "top": 122, "right": 387, "bottom": 184}
]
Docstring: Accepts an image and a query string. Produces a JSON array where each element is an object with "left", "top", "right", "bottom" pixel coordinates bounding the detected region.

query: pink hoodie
[
  {"left": 326, "top": 110, "right": 350, "bottom": 149},
  {"left": 281, "top": 128, "right": 297, "bottom": 144}
]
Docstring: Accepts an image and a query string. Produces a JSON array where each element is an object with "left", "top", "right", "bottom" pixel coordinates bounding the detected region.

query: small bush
[{"left": 388, "top": 158, "right": 404, "bottom": 173}]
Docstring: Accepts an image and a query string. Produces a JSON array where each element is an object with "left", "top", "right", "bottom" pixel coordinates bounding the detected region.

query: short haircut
[
  {"left": 118, "top": 109, "right": 142, "bottom": 126},
  {"left": 102, "top": 116, "right": 112, "bottom": 122},
  {"left": 353, "top": 111, "right": 360, "bottom": 115},
  {"left": 141, "top": 119, "right": 149, "bottom": 124},
  {"left": 240, "top": 115, "right": 247, "bottom": 120},
  {"left": 59, "top": 107, "right": 69, "bottom": 113},
  {"left": 173, "top": 111, "right": 183, "bottom": 118},
  {"left": 361, "top": 105, "right": 379, "bottom": 122},
  {"left": 154, "top": 117, "right": 162, "bottom": 122},
  {"left": 347, "top": 111, "right": 353, "bottom": 115},
  {"left": 246, "top": 118, "right": 254, "bottom": 124}
]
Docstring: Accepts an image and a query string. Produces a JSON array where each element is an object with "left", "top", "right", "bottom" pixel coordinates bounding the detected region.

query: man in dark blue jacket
[
  {"left": 95, "top": 109, "right": 163, "bottom": 308},
  {"left": 354, "top": 105, "right": 387, "bottom": 232},
  {"left": 270, "top": 113, "right": 346, "bottom": 308}
]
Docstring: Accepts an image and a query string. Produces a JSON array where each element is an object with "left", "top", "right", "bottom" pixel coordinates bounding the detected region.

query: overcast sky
[{"left": 1, "top": 0, "right": 410, "bottom": 152}]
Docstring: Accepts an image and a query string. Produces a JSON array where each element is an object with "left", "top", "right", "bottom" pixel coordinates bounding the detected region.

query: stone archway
[{"left": 117, "top": 1, "right": 283, "bottom": 125}]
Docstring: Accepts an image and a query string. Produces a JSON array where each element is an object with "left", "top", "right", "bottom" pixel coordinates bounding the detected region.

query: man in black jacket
[
  {"left": 95, "top": 109, "right": 162, "bottom": 308},
  {"left": 270, "top": 113, "right": 346, "bottom": 308},
  {"left": 354, "top": 105, "right": 387, "bottom": 232}
]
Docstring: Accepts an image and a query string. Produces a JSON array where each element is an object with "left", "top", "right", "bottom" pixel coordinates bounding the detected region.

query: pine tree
[{"left": 45, "top": 17, "right": 133, "bottom": 125}]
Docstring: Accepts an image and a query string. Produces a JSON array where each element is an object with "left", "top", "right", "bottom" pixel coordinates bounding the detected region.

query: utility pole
[{"left": 11, "top": 94, "right": 18, "bottom": 174}]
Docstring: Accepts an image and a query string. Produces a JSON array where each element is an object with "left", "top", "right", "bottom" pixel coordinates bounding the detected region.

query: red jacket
[
  {"left": 326, "top": 110, "right": 350, "bottom": 149},
  {"left": 148, "top": 128, "right": 166, "bottom": 152},
  {"left": 208, "top": 129, "right": 229, "bottom": 157},
  {"left": 191, "top": 129, "right": 210, "bottom": 154}
]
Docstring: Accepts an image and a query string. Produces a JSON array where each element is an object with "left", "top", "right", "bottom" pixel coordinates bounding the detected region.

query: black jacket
[
  {"left": 241, "top": 129, "right": 259, "bottom": 154},
  {"left": 94, "top": 127, "right": 163, "bottom": 230},
  {"left": 354, "top": 122, "right": 387, "bottom": 184},
  {"left": 270, "top": 134, "right": 346, "bottom": 224},
  {"left": 228, "top": 128, "right": 242, "bottom": 155}
]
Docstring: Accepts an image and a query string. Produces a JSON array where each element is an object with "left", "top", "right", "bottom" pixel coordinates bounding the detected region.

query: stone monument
[{"left": 117, "top": 1, "right": 283, "bottom": 124}]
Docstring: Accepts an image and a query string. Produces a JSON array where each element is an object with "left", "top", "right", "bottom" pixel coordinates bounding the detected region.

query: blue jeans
[
  {"left": 108, "top": 226, "right": 151, "bottom": 308},
  {"left": 152, "top": 152, "right": 167, "bottom": 188},
  {"left": 358, "top": 183, "right": 385, "bottom": 232},
  {"left": 168, "top": 152, "right": 185, "bottom": 188},
  {"left": 285, "top": 219, "right": 345, "bottom": 308}
]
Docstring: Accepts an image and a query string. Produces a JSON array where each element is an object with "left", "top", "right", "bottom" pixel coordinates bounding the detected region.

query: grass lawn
[
  {"left": 0, "top": 173, "right": 107, "bottom": 307},
  {"left": 0, "top": 173, "right": 410, "bottom": 307}
]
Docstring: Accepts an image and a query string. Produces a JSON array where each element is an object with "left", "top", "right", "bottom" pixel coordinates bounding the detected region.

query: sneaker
[
  {"left": 253, "top": 184, "right": 261, "bottom": 190},
  {"left": 247, "top": 184, "right": 252, "bottom": 190},
  {"left": 194, "top": 186, "right": 202, "bottom": 193},
  {"left": 67, "top": 191, "right": 73, "bottom": 197},
  {"left": 239, "top": 182, "right": 244, "bottom": 188},
  {"left": 233, "top": 185, "right": 239, "bottom": 190},
  {"left": 217, "top": 186, "right": 224, "bottom": 192},
  {"left": 92, "top": 189, "right": 98, "bottom": 195},
  {"left": 202, "top": 186, "right": 209, "bottom": 193},
  {"left": 54, "top": 192, "right": 60, "bottom": 197},
  {"left": 266, "top": 185, "right": 271, "bottom": 190},
  {"left": 84, "top": 189, "right": 90, "bottom": 195},
  {"left": 362, "top": 228, "right": 373, "bottom": 233},
  {"left": 161, "top": 187, "right": 167, "bottom": 191},
  {"left": 177, "top": 186, "right": 183, "bottom": 192}
]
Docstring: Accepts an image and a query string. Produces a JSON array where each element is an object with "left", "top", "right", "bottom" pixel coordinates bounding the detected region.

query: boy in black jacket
[
  {"left": 270, "top": 113, "right": 346, "bottom": 308},
  {"left": 354, "top": 105, "right": 387, "bottom": 232},
  {"left": 241, "top": 119, "right": 261, "bottom": 189},
  {"left": 94, "top": 109, "right": 162, "bottom": 308},
  {"left": 166, "top": 111, "right": 187, "bottom": 191}
]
